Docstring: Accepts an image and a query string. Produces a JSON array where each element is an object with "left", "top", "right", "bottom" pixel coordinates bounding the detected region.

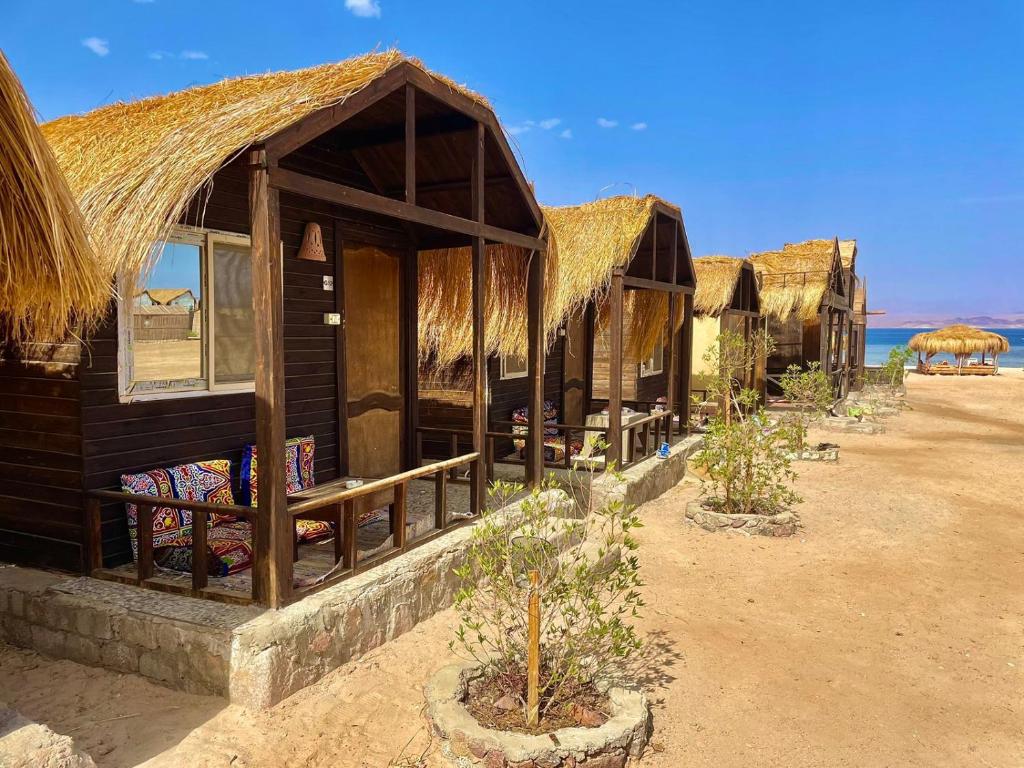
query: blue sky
[{"left": 4, "top": 0, "right": 1023, "bottom": 320}]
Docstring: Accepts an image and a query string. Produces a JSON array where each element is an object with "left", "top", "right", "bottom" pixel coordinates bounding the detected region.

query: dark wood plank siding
[{"left": 0, "top": 349, "right": 84, "bottom": 571}]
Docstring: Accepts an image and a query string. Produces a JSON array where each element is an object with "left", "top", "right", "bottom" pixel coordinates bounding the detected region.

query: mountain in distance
[{"left": 871, "top": 313, "right": 1024, "bottom": 329}]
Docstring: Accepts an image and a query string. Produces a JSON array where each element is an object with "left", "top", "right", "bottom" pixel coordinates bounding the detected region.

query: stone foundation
[
  {"left": 819, "top": 416, "right": 886, "bottom": 435},
  {"left": 425, "top": 662, "right": 650, "bottom": 768},
  {"left": 789, "top": 445, "right": 840, "bottom": 462},
  {"left": 591, "top": 434, "right": 702, "bottom": 512},
  {"left": 684, "top": 500, "right": 799, "bottom": 537}
]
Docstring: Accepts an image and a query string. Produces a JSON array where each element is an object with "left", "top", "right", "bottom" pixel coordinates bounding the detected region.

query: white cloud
[
  {"left": 631, "top": 122, "right": 648, "bottom": 131},
  {"left": 148, "top": 51, "right": 168, "bottom": 60},
  {"left": 82, "top": 37, "right": 110, "bottom": 57},
  {"left": 345, "top": 0, "right": 381, "bottom": 18},
  {"left": 149, "top": 50, "right": 209, "bottom": 61},
  {"left": 180, "top": 50, "right": 209, "bottom": 60},
  {"left": 559, "top": 128, "right": 573, "bottom": 139},
  {"left": 507, "top": 124, "right": 531, "bottom": 136},
  {"left": 596, "top": 117, "right": 618, "bottom": 128},
  {"left": 539, "top": 118, "right": 561, "bottom": 130}
]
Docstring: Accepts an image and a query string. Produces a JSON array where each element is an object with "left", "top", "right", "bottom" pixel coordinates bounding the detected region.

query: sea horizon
[{"left": 865, "top": 327, "right": 1023, "bottom": 368}]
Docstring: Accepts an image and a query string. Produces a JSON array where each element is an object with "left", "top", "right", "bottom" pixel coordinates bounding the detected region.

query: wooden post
[
  {"left": 405, "top": 85, "right": 416, "bottom": 205},
  {"left": 434, "top": 471, "right": 447, "bottom": 529},
  {"left": 334, "top": 222, "right": 349, "bottom": 477},
  {"left": 250, "top": 146, "right": 291, "bottom": 608},
  {"left": 393, "top": 482, "right": 408, "bottom": 549},
  {"left": 192, "top": 510, "right": 208, "bottom": 594},
  {"left": 678, "top": 291, "right": 694, "bottom": 434},
  {"left": 665, "top": 292, "right": 676, "bottom": 437},
  {"left": 83, "top": 496, "right": 102, "bottom": 574},
  {"left": 401, "top": 247, "right": 419, "bottom": 470},
  {"left": 137, "top": 503, "right": 154, "bottom": 582},
  {"left": 525, "top": 245, "right": 545, "bottom": 486},
  {"left": 470, "top": 122, "right": 487, "bottom": 515},
  {"left": 583, "top": 302, "right": 596, "bottom": 419},
  {"left": 608, "top": 270, "right": 624, "bottom": 466},
  {"left": 343, "top": 499, "right": 357, "bottom": 570},
  {"left": 527, "top": 569, "right": 541, "bottom": 727}
]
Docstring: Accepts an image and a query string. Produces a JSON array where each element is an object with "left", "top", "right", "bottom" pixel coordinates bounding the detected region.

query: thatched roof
[
  {"left": 542, "top": 195, "right": 682, "bottom": 362},
  {"left": 838, "top": 239, "right": 857, "bottom": 271},
  {"left": 41, "top": 50, "right": 486, "bottom": 288},
  {"left": 0, "top": 51, "right": 107, "bottom": 347},
  {"left": 140, "top": 288, "right": 195, "bottom": 305},
  {"left": 908, "top": 325, "right": 1009, "bottom": 357},
  {"left": 692, "top": 255, "right": 745, "bottom": 317},
  {"left": 749, "top": 238, "right": 840, "bottom": 322},
  {"left": 418, "top": 242, "right": 560, "bottom": 369}
]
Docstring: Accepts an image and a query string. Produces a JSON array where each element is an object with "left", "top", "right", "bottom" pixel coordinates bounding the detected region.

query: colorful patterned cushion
[
  {"left": 153, "top": 520, "right": 254, "bottom": 576},
  {"left": 121, "top": 459, "right": 235, "bottom": 560},
  {"left": 294, "top": 518, "right": 333, "bottom": 543},
  {"left": 241, "top": 435, "right": 315, "bottom": 507},
  {"left": 511, "top": 400, "right": 560, "bottom": 450}
]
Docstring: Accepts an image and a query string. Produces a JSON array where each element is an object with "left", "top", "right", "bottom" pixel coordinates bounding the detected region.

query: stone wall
[
  {"left": 0, "top": 567, "right": 242, "bottom": 696},
  {"left": 590, "top": 435, "right": 702, "bottom": 512}
]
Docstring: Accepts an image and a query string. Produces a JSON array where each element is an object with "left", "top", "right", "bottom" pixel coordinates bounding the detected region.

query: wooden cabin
[
  {"left": 0, "top": 52, "right": 553, "bottom": 609},
  {"left": 689, "top": 256, "right": 764, "bottom": 405},
  {"left": 418, "top": 195, "right": 697, "bottom": 471},
  {"left": 749, "top": 238, "right": 851, "bottom": 400}
]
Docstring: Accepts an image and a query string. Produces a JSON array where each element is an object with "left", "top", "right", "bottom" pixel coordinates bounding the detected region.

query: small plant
[
  {"left": 691, "top": 330, "right": 801, "bottom": 516},
  {"left": 779, "top": 362, "right": 833, "bottom": 451},
  {"left": 847, "top": 405, "right": 864, "bottom": 420},
  {"left": 450, "top": 468, "right": 644, "bottom": 725},
  {"left": 879, "top": 345, "right": 914, "bottom": 392}
]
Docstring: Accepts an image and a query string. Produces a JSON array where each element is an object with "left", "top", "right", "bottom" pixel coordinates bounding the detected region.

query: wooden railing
[
  {"left": 288, "top": 452, "right": 479, "bottom": 601},
  {"left": 85, "top": 491, "right": 259, "bottom": 605},
  {"left": 84, "top": 453, "right": 480, "bottom": 606}
]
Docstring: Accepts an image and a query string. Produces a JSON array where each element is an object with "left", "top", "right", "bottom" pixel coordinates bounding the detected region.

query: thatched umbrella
[
  {"left": 908, "top": 324, "right": 1010, "bottom": 373},
  {"left": 0, "top": 51, "right": 107, "bottom": 347},
  {"left": 749, "top": 238, "right": 839, "bottom": 321},
  {"left": 692, "top": 255, "right": 744, "bottom": 317}
]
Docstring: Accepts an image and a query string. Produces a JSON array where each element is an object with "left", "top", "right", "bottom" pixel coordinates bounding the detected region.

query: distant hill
[{"left": 873, "top": 314, "right": 1024, "bottom": 329}]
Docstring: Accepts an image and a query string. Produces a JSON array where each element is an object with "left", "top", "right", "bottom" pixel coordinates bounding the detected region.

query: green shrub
[{"left": 779, "top": 362, "right": 833, "bottom": 451}]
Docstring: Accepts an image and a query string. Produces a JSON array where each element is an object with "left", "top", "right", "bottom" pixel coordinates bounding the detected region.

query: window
[
  {"left": 500, "top": 354, "right": 528, "bottom": 380},
  {"left": 640, "top": 343, "right": 664, "bottom": 377},
  {"left": 120, "top": 226, "right": 255, "bottom": 399}
]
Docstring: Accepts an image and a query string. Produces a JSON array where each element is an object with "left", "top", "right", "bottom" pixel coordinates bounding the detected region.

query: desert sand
[{"left": 1, "top": 372, "right": 1021, "bottom": 767}]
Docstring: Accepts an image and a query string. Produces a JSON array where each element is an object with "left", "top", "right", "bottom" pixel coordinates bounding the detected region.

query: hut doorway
[{"left": 343, "top": 242, "right": 402, "bottom": 479}]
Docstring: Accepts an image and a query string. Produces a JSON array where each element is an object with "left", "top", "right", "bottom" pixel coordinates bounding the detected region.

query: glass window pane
[
  {"left": 132, "top": 241, "right": 203, "bottom": 387},
  {"left": 212, "top": 240, "right": 255, "bottom": 384}
]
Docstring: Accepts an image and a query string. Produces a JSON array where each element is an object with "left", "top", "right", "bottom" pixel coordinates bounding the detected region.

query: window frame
[
  {"left": 639, "top": 342, "right": 664, "bottom": 378},
  {"left": 499, "top": 353, "right": 529, "bottom": 380},
  {"left": 118, "top": 225, "right": 256, "bottom": 403}
]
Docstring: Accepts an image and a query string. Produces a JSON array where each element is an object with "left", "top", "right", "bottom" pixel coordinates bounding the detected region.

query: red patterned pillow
[{"left": 121, "top": 459, "right": 235, "bottom": 560}]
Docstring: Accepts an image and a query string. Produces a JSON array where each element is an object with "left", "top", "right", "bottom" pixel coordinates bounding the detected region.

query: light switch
[{"left": 323, "top": 312, "right": 341, "bottom": 326}]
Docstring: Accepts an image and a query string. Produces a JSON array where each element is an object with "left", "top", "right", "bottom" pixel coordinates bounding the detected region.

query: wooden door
[
  {"left": 344, "top": 243, "right": 401, "bottom": 478},
  {"left": 562, "top": 314, "right": 587, "bottom": 424}
]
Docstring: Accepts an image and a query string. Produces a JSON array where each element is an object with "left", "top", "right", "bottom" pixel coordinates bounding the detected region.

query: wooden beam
[
  {"left": 622, "top": 275, "right": 692, "bottom": 293},
  {"left": 525, "top": 243, "right": 545, "bottom": 486},
  {"left": 650, "top": 214, "right": 657, "bottom": 282},
  {"left": 249, "top": 147, "right": 292, "bottom": 609},
  {"left": 405, "top": 85, "right": 416, "bottom": 206},
  {"left": 470, "top": 122, "right": 487, "bottom": 515},
  {"left": 401, "top": 247, "right": 419, "bottom": 470},
  {"left": 334, "top": 221, "right": 349, "bottom": 477},
  {"left": 265, "top": 66, "right": 409, "bottom": 161},
  {"left": 608, "top": 270, "right": 624, "bottom": 466},
  {"left": 269, "top": 167, "right": 546, "bottom": 251},
  {"left": 583, "top": 302, "right": 596, "bottom": 419},
  {"left": 679, "top": 292, "right": 694, "bottom": 434},
  {"left": 665, "top": 292, "right": 676, "bottom": 436}
]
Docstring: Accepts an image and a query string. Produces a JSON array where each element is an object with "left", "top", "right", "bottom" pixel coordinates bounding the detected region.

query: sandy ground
[{"left": 1, "top": 372, "right": 1022, "bottom": 767}]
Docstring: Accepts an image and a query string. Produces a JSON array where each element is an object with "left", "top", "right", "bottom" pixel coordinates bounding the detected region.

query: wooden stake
[{"left": 527, "top": 569, "right": 541, "bottom": 727}]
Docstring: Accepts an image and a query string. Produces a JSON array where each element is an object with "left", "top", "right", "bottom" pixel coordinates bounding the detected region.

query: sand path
[{"left": 1, "top": 372, "right": 1021, "bottom": 767}]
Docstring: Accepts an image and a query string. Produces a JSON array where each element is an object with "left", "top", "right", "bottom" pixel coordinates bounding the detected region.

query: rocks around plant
[
  {"left": 426, "top": 662, "right": 650, "bottom": 768},
  {"left": 788, "top": 443, "right": 840, "bottom": 462},
  {"left": 684, "top": 499, "right": 799, "bottom": 537}
]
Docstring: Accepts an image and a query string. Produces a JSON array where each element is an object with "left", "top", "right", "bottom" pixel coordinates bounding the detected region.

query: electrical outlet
[{"left": 323, "top": 312, "right": 341, "bottom": 326}]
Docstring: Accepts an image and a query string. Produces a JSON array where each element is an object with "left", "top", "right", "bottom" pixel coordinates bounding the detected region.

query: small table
[
  {"left": 288, "top": 479, "right": 395, "bottom": 565},
  {"left": 577, "top": 410, "right": 651, "bottom": 463}
]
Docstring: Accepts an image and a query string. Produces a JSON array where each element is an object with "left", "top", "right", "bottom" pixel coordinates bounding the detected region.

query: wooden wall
[
  {"left": 0, "top": 346, "right": 84, "bottom": 571},
  {"left": 766, "top": 316, "right": 805, "bottom": 374}
]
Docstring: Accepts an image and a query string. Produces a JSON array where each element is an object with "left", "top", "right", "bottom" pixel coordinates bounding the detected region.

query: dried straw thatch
[
  {"left": 692, "top": 255, "right": 745, "bottom": 317},
  {"left": 749, "top": 238, "right": 840, "bottom": 322},
  {"left": 42, "top": 50, "right": 486, "bottom": 287},
  {"left": 543, "top": 195, "right": 681, "bottom": 362},
  {"left": 417, "top": 241, "right": 559, "bottom": 369},
  {"left": 908, "top": 325, "right": 1009, "bottom": 358},
  {"left": 0, "top": 52, "right": 107, "bottom": 346}
]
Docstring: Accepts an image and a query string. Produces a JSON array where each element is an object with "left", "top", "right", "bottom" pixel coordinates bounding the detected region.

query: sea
[{"left": 865, "top": 328, "right": 1024, "bottom": 368}]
